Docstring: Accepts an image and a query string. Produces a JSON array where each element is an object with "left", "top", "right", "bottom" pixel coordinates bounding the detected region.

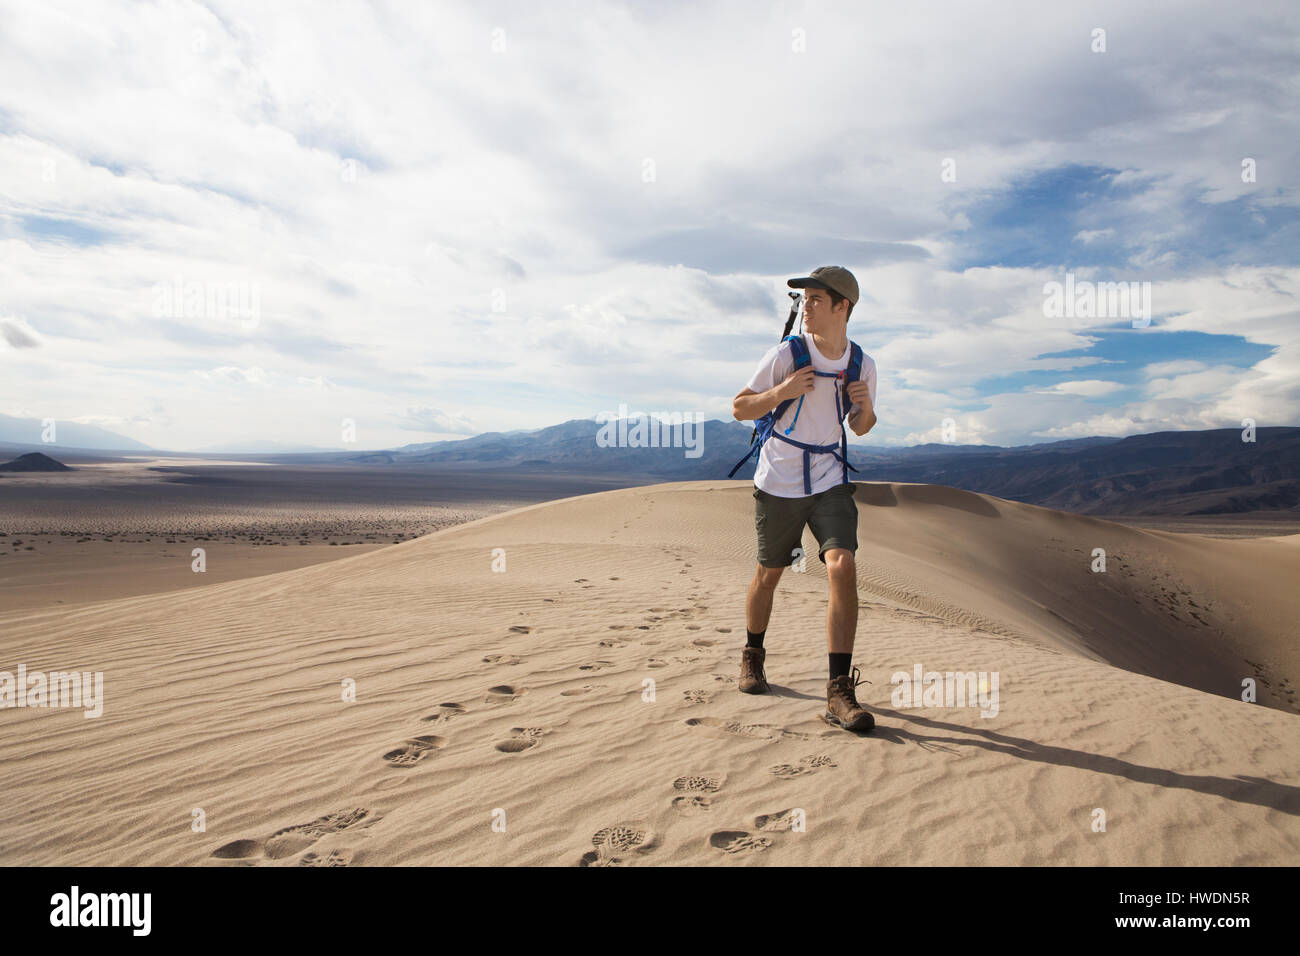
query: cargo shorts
[{"left": 753, "top": 481, "right": 858, "bottom": 568}]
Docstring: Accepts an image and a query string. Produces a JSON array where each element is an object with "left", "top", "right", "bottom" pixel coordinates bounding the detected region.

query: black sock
[
  {"left": 746, "top": 629, "right": 765, "bottom": 649},
  {"left": 829, "top": 653, "right": 851, "bottom": 680}
]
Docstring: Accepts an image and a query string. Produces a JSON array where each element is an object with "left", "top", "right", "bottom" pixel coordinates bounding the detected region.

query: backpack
[{"left": 729, "top": 334, "right": 863, "bottom": 494}]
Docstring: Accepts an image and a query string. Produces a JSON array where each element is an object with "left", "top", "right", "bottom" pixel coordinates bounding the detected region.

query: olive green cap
[{"left": 787, "top": 265, "right": 859, "bottom": 305}]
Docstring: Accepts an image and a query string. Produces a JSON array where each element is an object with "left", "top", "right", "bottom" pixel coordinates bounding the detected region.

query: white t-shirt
[{"left": 744, "top": 334, "right": 877, "bottom": 498}]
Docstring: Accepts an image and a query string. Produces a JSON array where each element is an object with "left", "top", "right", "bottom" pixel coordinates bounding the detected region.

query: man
[{"left": 731, "top": 265, "right": 878, "bottom": 732}]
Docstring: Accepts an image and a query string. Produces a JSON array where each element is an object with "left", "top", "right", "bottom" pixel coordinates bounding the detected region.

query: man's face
[{"left": 802, "top": 286, "right": 847, "bottom": 333}]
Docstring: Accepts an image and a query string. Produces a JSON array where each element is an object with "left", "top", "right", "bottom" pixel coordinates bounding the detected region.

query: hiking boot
[
  {"left": 739, "top": 645, "right": 770, "bottom": 694},
  {"left": 825, "top": 665, "right": 874, "bottom": 732}
]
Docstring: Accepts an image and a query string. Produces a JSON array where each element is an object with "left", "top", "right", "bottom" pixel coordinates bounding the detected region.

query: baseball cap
[{"left": 787, "top": 265, "right": 859, "bottom": 305}]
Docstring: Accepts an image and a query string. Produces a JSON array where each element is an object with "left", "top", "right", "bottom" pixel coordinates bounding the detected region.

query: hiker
[{"left": 729, "top": 266, "right": 878, "bottom": 731}]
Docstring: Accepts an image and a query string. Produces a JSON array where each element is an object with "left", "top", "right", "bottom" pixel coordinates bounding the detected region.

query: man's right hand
[{"left": 777, "top": 366, "right": 817, "bottom": 402}]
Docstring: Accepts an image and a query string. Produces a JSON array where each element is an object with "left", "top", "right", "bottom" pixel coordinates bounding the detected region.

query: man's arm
[
  {"left": 733, "top": 386, "right": 782, "bottom": 422},
  {"left": 847, "top": 404, "right": 877, "bottom": 436}
]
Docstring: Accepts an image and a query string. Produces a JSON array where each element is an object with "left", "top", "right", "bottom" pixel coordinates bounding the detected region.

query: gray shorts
[{"left": 753, "top": 482, "right": 858, "bottom": 568}]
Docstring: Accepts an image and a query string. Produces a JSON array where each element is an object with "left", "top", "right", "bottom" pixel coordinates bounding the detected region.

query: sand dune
[{"left": 1, "top": 480, "right": 1297, "bottom": 866}]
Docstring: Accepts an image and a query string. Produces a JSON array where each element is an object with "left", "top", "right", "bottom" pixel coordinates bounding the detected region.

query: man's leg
[
  {"left": 740, "top": 563, "right": 784, "bottom": 694},
  {"left": 746, "top": 486, "right": 814, "bottom": 694},
  {"left": 746, "top": 563, "right": 785, "bottom": 635},
  {"left": 824, "top": 548, "right": 857, "bottom": 655},
  {"left": 822, "top": 544, "right": 871, "bottom": 729},
  {"left": 807, "top": 483, "right": 862, "bottom": 682}
]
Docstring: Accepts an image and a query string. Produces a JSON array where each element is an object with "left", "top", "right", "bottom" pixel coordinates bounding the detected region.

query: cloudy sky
[{"left": 1, "top": 0, "right": 1297, "bottom": 451}]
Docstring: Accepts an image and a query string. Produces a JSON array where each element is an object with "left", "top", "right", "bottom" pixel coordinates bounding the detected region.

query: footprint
[
  {"left": 484, "top": 685, "right": 528, "bottom": 705},
  {"left": 598, "top": 639, "right": 625, "bottom": 648},
  {"left": 672, "top": 774, "right": 723, "bottom": 793},
  {"left": 209, "top": 839, "right": 261, "bottom": 860},
  {"left": 683, "top": 689, "right": 713, "bottom": 704},
  {"left": 685, "top": 625, "right": 702, "bottom": 631},
  {"left": 508, "top": 625, "right": 531, "bottom": 634},
  {"left": 609, "top": 624, "right": 627, "bottom": 630},
  {"left": 577, "top": 822, "right": 659, "bottom": 867},
  {"left": 714, "top": 627, "right": 732, "bottom": 633},
  {"left": 711, "top": 673, "right": 737, "bottom": 684},
  {"left": 754, "top": 809, "right": 804, "bottom": 832},
  {"left": 561, "top": 684, "right": 607, "bottom": 696},
  {"left": 483, "top": 654, "right": 523, "bottom": 665},
  {"left": 692, "top": 638, "right": 716, "bottom": 646},
  {"left": 671, "top": 794, "right": 713, "bottom": 815},
  {"left": 211, "top": 807, "right": 382, "bottom": 862},
  {"left": 382, "top": 735, "right": 447, "bottom": 768},
  {"left": 647, "top": 659, "right": 669, "bottom": 669},
  {"left": 421, "top": 702, "right": 466, "bottom": 723},
  {"left": 494, "top": 727, "right": 552, "bottom": 753},
  {"left": 770, "top": 754, "right": 836, "bottom": 777},
  {"left": 686, "top": 717, "right": 811, "bottom": 740},
  {"left": 297, "top": 849, "right": 353, "bottom": 866},
  {"left": 578, "top": 660, "right": 614, "bottom": 672},
  {"left": 708, "top": 830, "right": 771, "bottom": 854}
]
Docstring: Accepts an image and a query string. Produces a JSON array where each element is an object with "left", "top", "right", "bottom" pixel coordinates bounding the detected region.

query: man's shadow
[{"left": 821, "top": 705, "right": 1300, "bottom": 816}]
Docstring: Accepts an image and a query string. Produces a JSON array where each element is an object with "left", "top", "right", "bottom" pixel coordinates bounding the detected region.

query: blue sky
[{"left": 0, "top": 0, "right": 1297, "bottom": 451}]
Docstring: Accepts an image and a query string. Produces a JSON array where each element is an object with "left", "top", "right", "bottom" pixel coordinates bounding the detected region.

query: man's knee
[
  {"left": 823, "top": 548, "right": 855, "bottom": 579},
  {"left": 754, "top": 563, "right": 785, "bottom": 589}
]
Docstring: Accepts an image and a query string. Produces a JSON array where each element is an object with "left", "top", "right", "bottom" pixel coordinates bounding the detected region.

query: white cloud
[
  {"left": 202, "top": 366, "right": 270, "bottom": 386},
  {"left": 1142, "top": 360, "right": 1208, "bottom": 377},
  {"left": 1038, "top": 380, "right": 1126, "bottom": 397}
]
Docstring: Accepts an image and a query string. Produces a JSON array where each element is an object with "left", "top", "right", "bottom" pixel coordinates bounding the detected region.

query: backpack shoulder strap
[
  {"left": 843, "top": 341, "right": 864, "bottom": 407},
  {"left": 783, "top": 334, "right": 811, "bottom": 369},
  {"left": 764, "top": 335, "right": 809, "bottom": 427}
]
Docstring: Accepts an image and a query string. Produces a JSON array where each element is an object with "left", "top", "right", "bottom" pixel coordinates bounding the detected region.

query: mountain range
[{"left": 356, "top": 419, "right": 1300, "bottom": 516}]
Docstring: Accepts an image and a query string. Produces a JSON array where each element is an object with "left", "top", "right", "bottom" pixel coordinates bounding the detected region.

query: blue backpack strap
[
  {"left": 842, "top": 341, "right": 863, "bottom": 413},
  {"left": 785, "top": 334, "right": 811, "bottom": 368},
  {"left": 836, "top": 341, "right": 864, "bottom": 486},
  {"left": 779, "top": 335, "right": 813, "bottom": 434}
]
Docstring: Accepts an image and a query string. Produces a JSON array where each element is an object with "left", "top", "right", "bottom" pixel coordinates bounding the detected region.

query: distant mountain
[
  {"left": 0, "top": 414, "right": 152, "bottom": 451},
  {"left": 350, "top": 418, "right": 1300, "bottom": 516},
  {"left": 194, "top": 440, "right": 344, "bottom": 454},
  {"left": 388, "top": 428, "right": 534, "bottom": 456},
  {"left": 846, "top": 428, "right": 1300, "bottom": 515},
  {"left": 0, "top": 452, "right": 73, "bottom": 472}
]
